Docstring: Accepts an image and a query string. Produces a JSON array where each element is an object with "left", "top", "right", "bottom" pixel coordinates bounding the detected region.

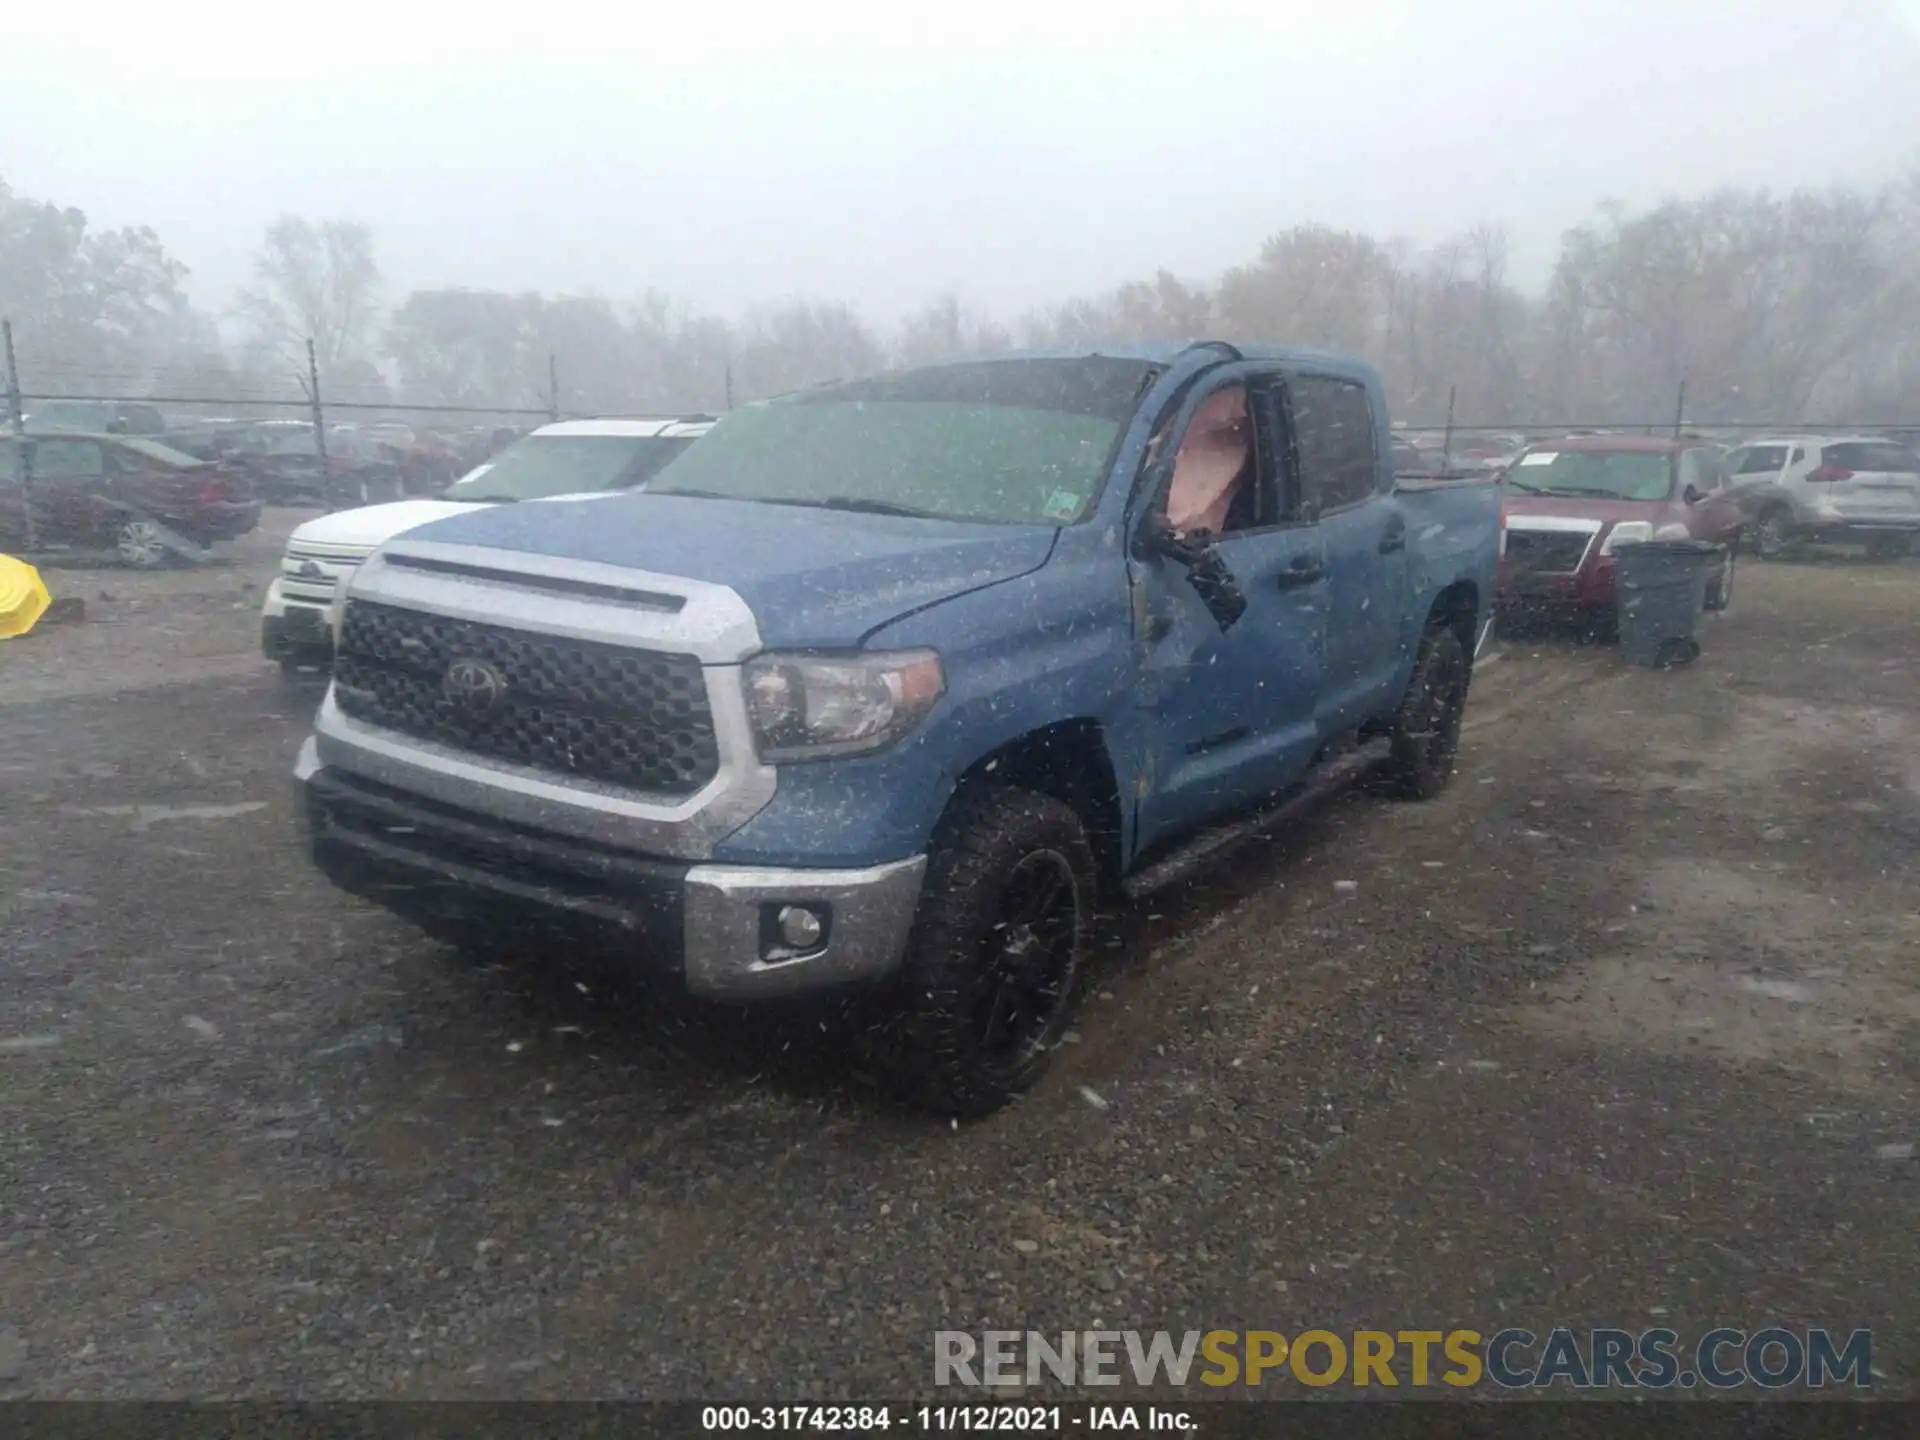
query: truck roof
[
  {"left": 914, "top": 341, "right": 1382, "bottom": 387},
  {"left": 532, "top": 417, "right": 715, "bottom": 439}
]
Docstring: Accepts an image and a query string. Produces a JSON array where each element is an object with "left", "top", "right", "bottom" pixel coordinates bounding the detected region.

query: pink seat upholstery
[{"left": 1166, "top": 387, "right": 1250, "bottom": 536}]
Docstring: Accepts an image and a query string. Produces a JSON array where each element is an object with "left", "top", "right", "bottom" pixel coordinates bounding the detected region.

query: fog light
[{"left": 777, "top": 904, "right": 825, "bottom": 949}]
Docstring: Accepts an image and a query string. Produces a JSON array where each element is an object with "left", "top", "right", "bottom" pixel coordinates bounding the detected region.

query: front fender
[{"left": 710, "top": 532, "right": 1140, "bottom": 869}]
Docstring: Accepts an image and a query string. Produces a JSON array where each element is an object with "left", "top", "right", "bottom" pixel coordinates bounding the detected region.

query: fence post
[
  {"left": 547, "top": 353, "right": 560, "bottom": 423},
  {"left": 724, "top": 364, "right": 735, "bottom": 412},
  {"left": 305, "top": 338, "right": 327, "bottom": 462},
  {"left": 1441, "top": 384, "right": 1457, "bottom": 470},
  {"left": 2, "top": 317, "right": 35, "bottom": 551},
  {"left": 1672, "top": 378, "right": 1688, "bottom": 438}
]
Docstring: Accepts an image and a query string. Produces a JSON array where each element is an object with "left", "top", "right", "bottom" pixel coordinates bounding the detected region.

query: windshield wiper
[
  {"left": 811, "top": 496, "right": 944, "bottom": 518},
  {"left": 1506, "top": 477, "right": 1545, "bottom": 493},
  {"left": 444, "top": 494, "right": 519, "bottom": 504},
  {"left": 653, "top": 490, "right": 945, "bottom": 519}
]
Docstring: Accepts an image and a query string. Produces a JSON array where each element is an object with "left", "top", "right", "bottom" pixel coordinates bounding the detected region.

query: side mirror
[
  {"left": 1138, "top": 511, "right": 1248, "bottom": 632},
  {"left": 1683, "top": 484, "right": 1706, "bottom": 505}
]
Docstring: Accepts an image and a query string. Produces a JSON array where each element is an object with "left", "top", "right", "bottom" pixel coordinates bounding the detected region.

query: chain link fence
[{"left": 7, "top": 317, "right": 1920, "bottom": 562}]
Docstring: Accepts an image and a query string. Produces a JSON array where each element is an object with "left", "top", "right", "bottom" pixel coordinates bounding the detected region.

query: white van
[{"left": 261, "top": 417, "right": 713, "bottom": 671}]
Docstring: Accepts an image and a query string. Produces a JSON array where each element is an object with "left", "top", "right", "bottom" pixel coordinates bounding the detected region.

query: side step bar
[{"left": 1123, "top": 737, "right": 1392, "bottom": 900}]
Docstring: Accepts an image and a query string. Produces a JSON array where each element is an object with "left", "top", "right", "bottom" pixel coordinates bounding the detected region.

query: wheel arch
[
  {"left": 1425, "top": 579, "right": 1480, "bottom": 650},
  {"left": 947, "top": 719, "right": 1125, "bottom": 893}
]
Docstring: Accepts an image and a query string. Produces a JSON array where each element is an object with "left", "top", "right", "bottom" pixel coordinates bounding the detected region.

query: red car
[
  {"left": 1497, "top": 437, "right": 1744, "bottom": 620},
  {"left": 0, "top": 432, "right": 262, "bottom": 567}
]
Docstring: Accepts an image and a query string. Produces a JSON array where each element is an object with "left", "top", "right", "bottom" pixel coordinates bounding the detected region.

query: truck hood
[
  {"left": 291, "top": 498, "right": 491, "bottom": 551},
  {"left": 394, "top": 492, "right": 1060, "bottom": 648}
]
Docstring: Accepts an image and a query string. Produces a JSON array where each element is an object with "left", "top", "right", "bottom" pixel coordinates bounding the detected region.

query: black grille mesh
[
  {"left": 333, "top": 600, "right": 718, "bottom": 795},
  {"left": 1503, "top": 530, "right": 1594, "bottom": 575}
]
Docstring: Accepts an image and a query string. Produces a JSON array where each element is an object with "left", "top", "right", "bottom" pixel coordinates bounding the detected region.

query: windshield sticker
[
  {"left": 1518, "top": 452, "right": 1558, "bottom": 466},
  {"left": 1043, "top": 489, "right": 1083, "bottom": 521}
]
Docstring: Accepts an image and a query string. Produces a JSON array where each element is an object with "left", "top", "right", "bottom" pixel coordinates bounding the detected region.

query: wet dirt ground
[{"left": 1, "top": 521, "right": 1914, "bottom": 1400}]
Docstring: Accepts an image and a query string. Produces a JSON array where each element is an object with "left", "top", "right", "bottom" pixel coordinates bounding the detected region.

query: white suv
[
  {"left": 1724, "top": 435, "right": 1920, "bottom": 560},
  {"left": 261, "top": 417, "right": 713, "bottom": 671}
]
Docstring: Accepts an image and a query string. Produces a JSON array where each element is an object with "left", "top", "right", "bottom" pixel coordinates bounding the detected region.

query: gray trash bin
[{"left": 1615, "top": 538, "right": 1719, "bottom": 668}]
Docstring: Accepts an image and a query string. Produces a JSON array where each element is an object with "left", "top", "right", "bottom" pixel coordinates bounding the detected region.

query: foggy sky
[{"left": 7, "top": 0, "right": 1920, "bottom": 327}]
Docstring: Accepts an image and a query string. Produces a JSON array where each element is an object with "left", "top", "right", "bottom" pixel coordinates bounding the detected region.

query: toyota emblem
[
  {"left": 441, "top": 657, "right": 508, "bottom": 714},
  {"left": 296, "top": 560, "right": 326, "bottom": 579}
]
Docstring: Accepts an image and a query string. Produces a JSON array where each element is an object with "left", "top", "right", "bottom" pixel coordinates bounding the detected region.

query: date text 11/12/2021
[{"left": 701, "top": 1405, "right": 1195, "bottom": 1431}]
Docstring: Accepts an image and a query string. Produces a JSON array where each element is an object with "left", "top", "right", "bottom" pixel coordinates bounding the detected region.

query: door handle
[
  {"left": 1378, "top": 528, "right": 1407, "bottom": 554},
  {"left": 1276, "top": 559, "right": 1325, "bottom": 589}
]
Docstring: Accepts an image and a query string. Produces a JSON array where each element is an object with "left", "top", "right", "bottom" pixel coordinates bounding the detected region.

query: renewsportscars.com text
[{"left": 934, "top": 1327, "right": 1873, "bottom": 1390}]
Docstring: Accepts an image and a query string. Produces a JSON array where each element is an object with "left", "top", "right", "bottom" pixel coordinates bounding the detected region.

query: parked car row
[
  {"left": 262, "top": 417, "right": 714, "bottom": 669},
  {"left": 1498, "top": 436, "right": 1742, "bottom": 627},
  {"left": 1493, "top": 429, "right": 1918, "bottom": 629},
  {"left": 155, "top": 419, "right": 466, "bottom": 506},
  {"left": 1722, "top": 435, "right": 1920, "bottom": 560},
  {"left": 285, "top": 343, "right": 1504, "bottom": 1116},
  {"left": 0, "top": 432, "right": 261, "bottom": 566}
]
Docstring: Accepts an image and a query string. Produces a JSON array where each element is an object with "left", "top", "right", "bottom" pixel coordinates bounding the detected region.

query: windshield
[
  {"left": 444, "top": 434, "right": 699, "bottom": 502},
  {"left": 648, "top": 358, "right": 1157, "bottom": 524},
  {"left": 1507, "top": 449, "right": 1673, "bottom": 500},
  {"left": 113, "top": 437, "right": 205, "bottom": 468}
]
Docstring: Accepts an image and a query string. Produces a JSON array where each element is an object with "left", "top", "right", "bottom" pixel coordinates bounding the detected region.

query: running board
[{"left": 1123, "top": 737, "right": 1392, "bottom": 900}]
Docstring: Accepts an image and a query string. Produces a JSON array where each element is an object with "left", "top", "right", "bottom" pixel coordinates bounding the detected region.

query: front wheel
[
  {"left": 1382, "top": 623, "right": 1470, "bottom": 800},
  {"left": 873, "top": 786, "right": 1096, "bottom": 1118},
  {"left": 1754, "top": 509, "right": 1795, "bottom": 561},
  {"left": 1705, "top": 543, "right": 1736, "bottom": 611}
]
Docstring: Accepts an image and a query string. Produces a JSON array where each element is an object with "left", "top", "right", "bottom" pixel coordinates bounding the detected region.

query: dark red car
[
  {"left": 1497, "top": 437, "right": 1745, "bottom": 619},
  {"left": 0, "top": 432, "right": 262, "bottom": 567}
]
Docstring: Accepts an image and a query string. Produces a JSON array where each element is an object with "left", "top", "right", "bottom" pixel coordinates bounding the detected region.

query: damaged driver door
[{"left": 1129, "top": 368, "right": 1329, "bottom": 853}]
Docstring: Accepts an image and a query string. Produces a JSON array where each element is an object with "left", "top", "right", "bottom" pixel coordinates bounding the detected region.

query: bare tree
[
  {"left": 731, "top": 301, "right": 882, "bottom": 401},
  {"left": 1021, "top": 269, "right": 1210, "bottom": 347},
  {"left": 238, "top": 216, "right": 383, "bottom": 377},
  {"left": 895, "top": 293, "right": 1013, "bottom": 367},
  {"left": 0, "top": 175, "right": 201, "bottom": 391},
  {"left": 1215, "top": 226, "right": 1392, "bottom": 354}
]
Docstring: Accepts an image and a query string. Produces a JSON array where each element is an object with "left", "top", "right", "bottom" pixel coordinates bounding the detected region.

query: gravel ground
[{"left": 1, "top": 531, "right": 1914, "bottom": 1401}]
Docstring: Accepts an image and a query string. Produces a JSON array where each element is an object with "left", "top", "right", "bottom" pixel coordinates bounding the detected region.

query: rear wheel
[
  {"left": 873, "top": 786, "right": 1096, "bottom": 1118},
  {"left": 1754, "top": 508, "right": 1795, "bottom": 561},
  {"left": 113, "top": 518, "right": 171, "bottom": 569},
  {"left": 1863, "top": 533, "right": 1914, "bottom": 562},
  {"left": 1383, "top": 623, "right": 1470, "bottom": 800}
]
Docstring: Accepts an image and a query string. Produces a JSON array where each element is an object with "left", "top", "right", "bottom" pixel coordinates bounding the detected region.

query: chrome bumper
[
  {"left": 299, "top": 743, "right": 924, "bottom": 1002},
  {"left": 683, "top": 856, "right": 927, "bottom": 1000}
]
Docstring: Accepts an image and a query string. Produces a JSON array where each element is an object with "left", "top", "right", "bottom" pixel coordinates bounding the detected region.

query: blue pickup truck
[{"left": 296, "top": 343, "right": 1502, "bottom": 1114}]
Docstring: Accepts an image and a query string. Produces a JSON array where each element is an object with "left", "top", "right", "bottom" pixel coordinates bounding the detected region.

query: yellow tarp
[{"left": 0, "top": 554, "right": 52, "bottom": 639}]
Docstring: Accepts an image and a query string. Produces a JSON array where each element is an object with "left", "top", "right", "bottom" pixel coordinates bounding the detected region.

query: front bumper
[
  {"left": 261, "top": 580, "right": 334, "bottom": 663},
  {"left": 297, "top": 748, "right": 926, "bottom": 1001},
  {"left": 1498, "top": 555, "right": 1618, "bottom": 611}
]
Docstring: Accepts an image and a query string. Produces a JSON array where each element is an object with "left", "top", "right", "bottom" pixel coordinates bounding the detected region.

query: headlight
[
  {"left": 743, "top": 650, "right": 945, "bottom": 762},
  {"left": 1599, "top": 521, "right": 1653, "bottom": 555}
]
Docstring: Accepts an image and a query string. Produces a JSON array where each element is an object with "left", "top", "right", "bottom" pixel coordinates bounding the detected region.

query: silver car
[{"left": 1724, "top": 436, "right": 1920, "bottom": 560}]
